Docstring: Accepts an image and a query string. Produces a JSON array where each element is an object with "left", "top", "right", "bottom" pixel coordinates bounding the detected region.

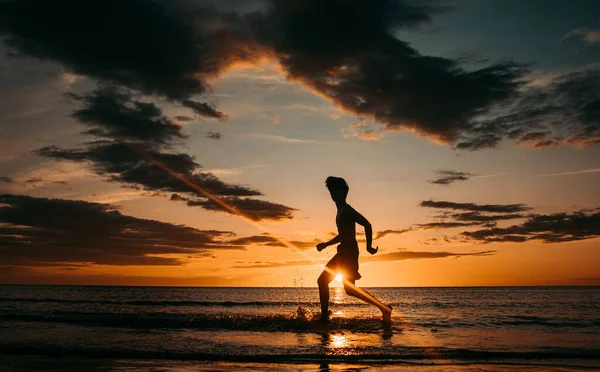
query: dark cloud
[
  {"left": 421, "top": 236, "right": 451, "bottom": 245},
  {"left": 0, "top": 193, "right": 243, "bottom": 266},
  {"left": 0, "top": 176, "right": 14, "bottom": 183},
  {"left": 37, "top": 141, "right": 296, "bottom": 221},
  {"left": 234, "top": 248, "right": 495, "bottom": 268},
  {"left": 37, "top": 142, "right": 294, "bottom": 220},
  {"left": 2, "top": 0, "right": 599, "bottom": 149},
  {"left": 418, "top": 199, "right": 600, "bottom": 244},
  {"left": 175, "top": 115, "right": 194, "bottom": 122},
  {"left": 225, "top": 234, "right": 280, "bottom": 246},
  {"left": 374, "top": 229, "right": 411, "bottom": 240},
  {"left": 1, "top": 268, "right": 256, "bottom": 286},
  {"left": 36, "top": 142, "right": 260, "bottom": 196},
  {"left": 37, "top": 141, "right": 294, "bottom": 221},
  {"left": 187, "top": 196, "right": 296, "bottom": 221},
  {"left": 516, "top": 131, "right": 560, "bottom": 148},
  {"left": 457, "top": 70, "right": 600, "bottom": 149},
  {"left": 170, "top": 193, "right": 186, "bottom": 201},
  {"left": 415, "top": 200, "right": 529, "bottom": 230},
  {"left": 451, "top": 211, "right": 526, "bottom": 222},
  {"left": 420, "top": 200, "right": 532, "bottom": 214},
  {"left": 35, "top": 86, "right": 295, "bottom": 220},
  {"left": 13, "top": 15, "right": 295, "bottom": 222},
  {"left": 429, "top": 169, "right": 475, "bottom": 185},
  {"left": 462, "top": 209, "right": 600, "bottom": 243},
  {"left": 256, "top": 0, "right": 528, "bottom": 147},
  {"left": 206, "top": 131, "right": 222, "bottom": 140},
  {"left": 357, "top": 228, "right": 411, "bottom": 242},
  {"left": 0, "top": 0, "right": 212, "bottom": 101},
  {"left": 418, "top": 221, "right": 485, "bottom": 229},
  {"left": 69, "top": 87, "right": 186, "bottom": 144},
  {"left": 182, "top": 100, "right": 228, "bottom": 120},
  {"left": 25, "top": 177, "right": 43, "bottom": 184}
]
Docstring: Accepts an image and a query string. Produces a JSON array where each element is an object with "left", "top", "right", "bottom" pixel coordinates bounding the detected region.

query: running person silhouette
[{"left": 316, "top": 176, "right": 392, "bottom": 323}]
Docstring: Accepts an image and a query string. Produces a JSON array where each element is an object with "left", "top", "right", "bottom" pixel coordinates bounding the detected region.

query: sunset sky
[{"left": 1, "top": 0, "right": 599, "bottom": 287}]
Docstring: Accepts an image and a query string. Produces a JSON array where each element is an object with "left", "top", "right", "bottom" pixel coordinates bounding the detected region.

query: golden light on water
[{"left": 330, "top": 334, "right": 348, "bottom": 349}]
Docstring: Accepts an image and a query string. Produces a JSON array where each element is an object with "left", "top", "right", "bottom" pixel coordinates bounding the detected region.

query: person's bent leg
[
  {"left": 317, "top": 269, "right": 334, "bottom": 320},
  {"left": 344, "top": 280, "right": 392, "bottom": 322}
]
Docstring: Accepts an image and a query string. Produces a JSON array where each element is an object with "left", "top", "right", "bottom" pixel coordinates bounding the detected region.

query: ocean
[{"left": 1, "top": 285, "right": 599, "bottom": 371}]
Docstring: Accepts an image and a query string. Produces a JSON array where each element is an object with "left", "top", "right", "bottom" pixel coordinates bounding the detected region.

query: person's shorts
[{"left": 325, "top": 244, "right": 361, "bottom": 281}]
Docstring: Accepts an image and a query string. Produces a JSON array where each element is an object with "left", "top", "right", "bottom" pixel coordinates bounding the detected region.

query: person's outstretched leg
[
  {"left": 317, "top": 270, "right": 334, "bottom": 321},
  {"left": 344, "top": 280, "right": 392, "bottom": 323}
]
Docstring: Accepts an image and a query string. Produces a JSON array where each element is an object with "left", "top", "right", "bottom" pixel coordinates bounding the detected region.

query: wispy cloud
[
  {"left": 573, "top": 277, "right": 600, "bottom": 281},
  {"left": 202, "top": 164, "right": 269, "bottom": 177},
  {"left": 206, "top": 131, "right": 222, "bottom": 140},
  {"left": 533, "top": 168, "right": 600, "bottom": 177},
  {"left": 245, "top": 133, "right": 329, "bottom": 144},
  {"left": 342, "top": 121, "right": 385, "bottom": 141},
  {"left": 235, "top": 249, "right": 495, "bottom": 268},
  {"left": 233, "top": 259, "right": 323, "bottom": 269},
  {"left": 563, "top": 28, "right": 600, "bottom": 45},
  {"left": 429, "top": 169, "right": 475, "bottom": 186},
  {"left": 525, "top": 62, "right": 600, "bottom": 88},
  {"left": 471, "top": 173, "right": 508, "bottom": 179}
]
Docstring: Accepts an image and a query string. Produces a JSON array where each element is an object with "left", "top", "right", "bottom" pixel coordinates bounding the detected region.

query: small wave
[
  {"left": 496, "top": 315, "right": 600, "bottom": 328},
  {"left": 0, "top": 297, "right": 367, "bottom": 308},
  {"left": 2, "top": 344, "right": 598, "bottom": 363},
  {"left": 0, "top": 309, "right": 400, "bottom": 333},
  {"left": 2, "top": 309, "right": 599, "bottom": 332}
]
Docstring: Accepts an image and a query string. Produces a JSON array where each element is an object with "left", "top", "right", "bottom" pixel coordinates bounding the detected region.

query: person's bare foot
[
  {"left": 318, "top": 310, "right": 331, "bottom": 323},
  {"left": 382, "top": 304, "right": 393, "bottom": 324}
]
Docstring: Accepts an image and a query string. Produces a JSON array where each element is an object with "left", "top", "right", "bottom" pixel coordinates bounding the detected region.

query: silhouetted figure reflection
[{"left": 316, "top": 176, "right": 392, "bottom": 323}]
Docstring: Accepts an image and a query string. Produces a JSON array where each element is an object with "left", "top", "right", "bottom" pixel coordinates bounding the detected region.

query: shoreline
[{"left": 2, "top": 355, "right": 600, "bottom": 371}]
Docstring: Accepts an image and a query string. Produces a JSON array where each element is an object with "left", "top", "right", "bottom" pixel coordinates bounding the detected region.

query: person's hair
[{"left": 325, "top": 176, "right": 349, "bottom": 198}]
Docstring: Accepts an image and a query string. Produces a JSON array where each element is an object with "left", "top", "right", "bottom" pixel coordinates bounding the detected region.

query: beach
[{"left": 1, "top": 286, "right": 599, "bottom": 371}]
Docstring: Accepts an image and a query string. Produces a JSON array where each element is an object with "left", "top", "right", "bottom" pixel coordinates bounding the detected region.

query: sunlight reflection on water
[
  {"left": 330, "top": 334, "right": 348, "bottom": 349},
  {"left": 333, "top": 287, "right": 344, "bottom": 303}
]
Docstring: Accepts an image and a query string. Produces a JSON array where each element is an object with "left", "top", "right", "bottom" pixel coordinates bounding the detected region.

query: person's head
[{"left": 325, "top": 176, "right": 349, "bottom": 203}]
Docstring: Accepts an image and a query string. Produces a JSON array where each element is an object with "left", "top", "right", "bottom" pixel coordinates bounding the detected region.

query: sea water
[{"left": 1, "top": 286, "right": 599, "bottom": 370}]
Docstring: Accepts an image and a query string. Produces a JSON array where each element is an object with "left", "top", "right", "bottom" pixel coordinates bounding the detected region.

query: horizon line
[{"left": 2, "top": 284, "right": 599, "bottom": 288}]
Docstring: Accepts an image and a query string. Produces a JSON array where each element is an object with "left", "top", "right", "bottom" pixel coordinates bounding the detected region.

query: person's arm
[
  {"left": 317, "top": 234, "right": 341, "bottom": 251},
  {"left": 351, "top": 207, "right": 378, "bottom": 254}
]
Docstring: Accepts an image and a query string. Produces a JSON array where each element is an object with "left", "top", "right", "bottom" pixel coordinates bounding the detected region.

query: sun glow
[{"left": 335, "top": 273, "right": 343, "bottom": 282}]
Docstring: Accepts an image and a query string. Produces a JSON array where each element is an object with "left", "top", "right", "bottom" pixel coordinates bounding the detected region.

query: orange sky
[{"left": 1, "top": 1, "right": 600, "bottom": 287}]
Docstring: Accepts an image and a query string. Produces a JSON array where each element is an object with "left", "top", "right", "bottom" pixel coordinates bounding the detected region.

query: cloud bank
[
  {"left": 419, "top": 199, "right": 600, "bottom": 244},
  {"left": 0, "top": 194, "right": 305, "bottom": 267},
  {"left": 1, "top": 0, "right": 598, "bottom": 150}
]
